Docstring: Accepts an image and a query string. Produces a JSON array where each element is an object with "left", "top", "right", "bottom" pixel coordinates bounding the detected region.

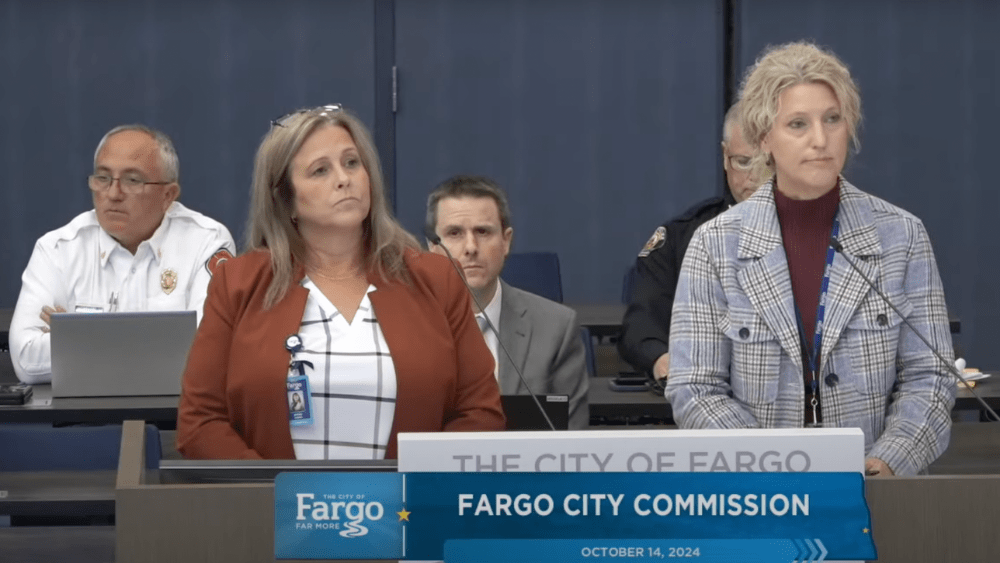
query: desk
[
  {"left": 6, "top": 375, "right": 991, "bottom": 428},
  {"left": 588, "top": 374, "right": 1000, "bottom": 424},
  {"left": 0, "top": 385, "right": 178, "bottom": 425},
  {"left": 0, "top": 526, "right": 115, "bottom": 563},
  {"left": 568, "top": 302, "right": 962, "bottom": 339},
  {"left": 0, "top": 470, "right": 116, "bottom": 517},
  {"left": 588, "top": 379, "right": 670, "bottom": 423},
  {"left": 567, "top": 303, "right": 624, "bottom": 340},
  {"left": 955, "top": 375, "right": 1000, "bottom": 411},
  {"left": 929, "top": 422, "right": 1000, "bottom": 474}
]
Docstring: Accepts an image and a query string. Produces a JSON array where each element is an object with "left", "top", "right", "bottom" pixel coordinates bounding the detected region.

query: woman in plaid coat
[{"left": 666, "top": 42, "right": 956, "bottom": 477}]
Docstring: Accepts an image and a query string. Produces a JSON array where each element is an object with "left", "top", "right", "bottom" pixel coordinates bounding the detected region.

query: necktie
[{"left": 476, "top": 314, "right": 489, "bottom": 335}]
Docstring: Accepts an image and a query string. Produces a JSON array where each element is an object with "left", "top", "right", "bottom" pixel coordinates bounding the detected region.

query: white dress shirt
[
  {"left": 289, "top": 279, "right": 397, "bottom": 460},
  {"left": 475, "top": 281, "right": 503, "bottom": 380},
  {"left": 9, "top": 202, "right": 235, "bottom": 384}
]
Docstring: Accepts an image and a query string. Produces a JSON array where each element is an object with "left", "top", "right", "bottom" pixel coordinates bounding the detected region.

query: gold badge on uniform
[
  {"left": 160, "top": 269, "right": 178, "bottom": 295},
  {"left": 638, "top": 226, "right": 667, "bottom": 258}
]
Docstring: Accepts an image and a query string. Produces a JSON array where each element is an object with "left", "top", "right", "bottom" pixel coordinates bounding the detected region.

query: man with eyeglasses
[
  {"left": 619, "top": 103, "right": 758, "bottom": 385},
  {"left": 9, "top": 124, "right": 235, "bottom": 384}
]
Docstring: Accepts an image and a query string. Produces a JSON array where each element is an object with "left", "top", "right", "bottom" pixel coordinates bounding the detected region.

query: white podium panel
[{"left": 398, "top": 428, "right": 864, "bottom": 473}]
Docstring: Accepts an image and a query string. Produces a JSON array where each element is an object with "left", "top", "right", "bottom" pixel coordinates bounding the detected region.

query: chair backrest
[
  {"left": 622, "top": 264, "right": 638, "bottom": 304},
  {"left": 0, "top": 351, "right": 16, "bottom": 384},
  {"left": 501, "top": 252, "right": 563, "bottom": 303},
  {"left": 580, "top": 326, "right": 596, "bottom": 378},
  {"left": 0, "top": 422, "right": 161, "bottom": 471},
  {"left": 1, "top": 308, "right": 17, "bottom": 384}
]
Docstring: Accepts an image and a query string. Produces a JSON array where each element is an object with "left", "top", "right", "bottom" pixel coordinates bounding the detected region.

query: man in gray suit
[{"left": 426, "top": 175, "right": 589, "bottom": 429}]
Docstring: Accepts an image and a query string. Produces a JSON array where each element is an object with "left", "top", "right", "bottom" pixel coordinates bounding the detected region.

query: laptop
[
  {"left": 501, "top": 394, "right": 570, "bottom": 431},
  {"left": 50, "top": 310, "right": 197, "bottom": 398}
]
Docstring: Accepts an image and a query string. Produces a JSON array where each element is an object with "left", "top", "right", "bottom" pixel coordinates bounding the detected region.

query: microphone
[
  {"left": 428, "top": 235, "right": 557, "bottom": 431},
  {"left": 830, "top": 237, "right": 999, "bottom": 421}
]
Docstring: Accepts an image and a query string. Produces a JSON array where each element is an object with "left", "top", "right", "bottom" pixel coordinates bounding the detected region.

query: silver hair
[
  {"left": 721, "top": 101, "right": 742, "bottom": 144},
  {"left": 93, "top": 124, "right": 180, "bottom": 183}
]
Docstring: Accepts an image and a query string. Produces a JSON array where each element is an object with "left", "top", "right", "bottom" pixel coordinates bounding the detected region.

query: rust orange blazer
[{"left": 177, "top": 249, "right": 505, "bottom": 459}]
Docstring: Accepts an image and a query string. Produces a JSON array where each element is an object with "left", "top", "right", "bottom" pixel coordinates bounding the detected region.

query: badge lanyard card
[
  {"left": 284, "top": 334, "right": 315, "bottom": 426},
  {"left": 794, "top": 216, "right": 840, "bottom": 428}
]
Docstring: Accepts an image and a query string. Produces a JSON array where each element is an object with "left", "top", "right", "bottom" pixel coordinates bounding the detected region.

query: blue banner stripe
[{"left": 273, "top": 472, "right": 876, "bottom": 561}]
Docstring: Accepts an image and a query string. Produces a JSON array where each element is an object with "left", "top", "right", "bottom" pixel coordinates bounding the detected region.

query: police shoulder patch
[
  {"left": 638, "top": 226, "right": 667, "bottom": 258},
  {"left": 205, "top": 247, "right": 234, "bottom": 277}
]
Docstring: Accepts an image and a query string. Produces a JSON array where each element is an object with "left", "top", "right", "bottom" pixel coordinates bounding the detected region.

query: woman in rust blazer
[{"left": 177, "top": 105, "right": 504, "bottom": 459}]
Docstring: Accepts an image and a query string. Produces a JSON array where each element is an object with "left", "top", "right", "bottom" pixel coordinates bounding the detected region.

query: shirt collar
[
  {"left": 96, "top": 202, "right": 176, "bottom": 266},
  {"left": 478, "top": 280, "right": 504, "bottom": 328},
  {"left": 97, "top": 227, "right": 122, "bottom": 267}
]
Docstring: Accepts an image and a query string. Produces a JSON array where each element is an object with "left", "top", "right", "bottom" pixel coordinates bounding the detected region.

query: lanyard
[{"left": 794, "top": 215, "right": 840, "bottom": 426}]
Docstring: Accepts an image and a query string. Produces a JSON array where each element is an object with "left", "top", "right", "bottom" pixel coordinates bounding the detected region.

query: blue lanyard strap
[{"left": 794, "top": 216, "right": 841, "bottom": 390}]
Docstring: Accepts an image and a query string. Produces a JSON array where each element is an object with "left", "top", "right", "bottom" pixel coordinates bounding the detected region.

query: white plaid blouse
[{"left": 288, "top": 278, "right": 397, "bottom": 460}]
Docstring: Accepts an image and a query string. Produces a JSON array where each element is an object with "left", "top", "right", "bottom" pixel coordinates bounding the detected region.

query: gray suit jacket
[{"left": 497, "top": 280, "right": 589, "bottom": 429}]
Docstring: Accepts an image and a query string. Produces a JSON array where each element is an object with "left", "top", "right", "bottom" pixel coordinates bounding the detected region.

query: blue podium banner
[
  {"left": 274, "top": 472, "right": 404, "bottom": 560},
  {"left": 275, "top": 472, "right": 876, "bottom": 561},
  {"left": 446, "top": 539, "right": 832, "bottom": 563}
]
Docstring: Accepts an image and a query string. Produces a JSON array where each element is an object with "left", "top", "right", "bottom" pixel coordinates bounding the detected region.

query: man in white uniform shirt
[
  {"left": 426, "top": 175, "right": 589, "bottom": 429},
  {"left": 9, "top": 124, "right": 236, "bottom": 384}
]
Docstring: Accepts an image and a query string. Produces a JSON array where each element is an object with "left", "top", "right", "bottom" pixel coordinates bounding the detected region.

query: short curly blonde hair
[{"left": 738, "top": 41, "right": 861, "bottom": 183}]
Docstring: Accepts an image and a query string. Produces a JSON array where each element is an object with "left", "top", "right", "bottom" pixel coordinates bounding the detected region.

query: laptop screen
[
  {"left": 500, "top": 394, "right": 569, "bottom": 431},
  {"left": 50, "top": 310, "right": 197, "bottom": 398}
]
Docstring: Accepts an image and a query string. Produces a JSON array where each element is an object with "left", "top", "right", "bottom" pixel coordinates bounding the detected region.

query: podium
[{"left": 114, "top": 421, "right": 1000, "bottom": 562}]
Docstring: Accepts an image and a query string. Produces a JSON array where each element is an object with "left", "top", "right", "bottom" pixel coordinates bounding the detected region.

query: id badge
[
  {"left": 287, "top": 374, "right": 314, "bottom": 426},
  {"left": 74, "top": 304, "right": 104, "bottom": 313}
]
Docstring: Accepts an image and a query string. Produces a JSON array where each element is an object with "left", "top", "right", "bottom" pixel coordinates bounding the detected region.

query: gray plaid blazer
[{"left": 665, "top": 179, "right": 956, "bottom": 475}]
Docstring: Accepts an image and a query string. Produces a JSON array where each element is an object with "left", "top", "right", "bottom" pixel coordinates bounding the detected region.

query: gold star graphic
[
  {"left": 862, "top": 528, "right": 870, "bottom": 534},
  {"left": 397, "top": 509, "right": 411, "bottom": 522}
]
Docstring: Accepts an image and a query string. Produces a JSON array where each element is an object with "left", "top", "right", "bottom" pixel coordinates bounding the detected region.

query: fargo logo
[{"left": 295, "top": 493, "right": 385, "bottom": 538}]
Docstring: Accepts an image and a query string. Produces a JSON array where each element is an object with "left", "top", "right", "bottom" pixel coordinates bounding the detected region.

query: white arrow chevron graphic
[
  {"left": 792, "top": 538, "right": 806, "bottom": 563},
  {"left": 814, "top": 538, "right": 828, "bottom": 561},
  {"left": 805, "top": 538, "right": 819, "bottom": 562}
]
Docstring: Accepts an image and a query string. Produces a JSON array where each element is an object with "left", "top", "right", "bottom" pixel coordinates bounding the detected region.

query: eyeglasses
[
  {"left": 271, "top": 104, "right": 344, "bottom": 128},
  {"left": 727, "top": 155, "right": 753, "bottom": 172},
  {"left": 88, "top": 174, "right": 171, "bottom": 194}
]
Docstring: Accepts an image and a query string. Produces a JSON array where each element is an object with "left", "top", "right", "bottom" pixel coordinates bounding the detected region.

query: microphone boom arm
[{"left": 830, "top": 237, "right": 999, "bottom": 422}]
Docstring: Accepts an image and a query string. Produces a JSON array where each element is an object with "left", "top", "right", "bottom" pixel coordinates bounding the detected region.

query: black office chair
[
  {"left": 0, "top": 307, "right": 16, "bottom": 384},
  {"left": 501, "top": 252, "right": 563, "bottom": 303}
]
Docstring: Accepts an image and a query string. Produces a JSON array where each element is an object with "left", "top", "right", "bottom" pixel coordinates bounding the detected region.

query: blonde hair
[
  {"left": 246, "top": 107, "right": 419, "bottom": 307},
  {"left": 738, "top": 41, "right": 862, "bottom": 184}
]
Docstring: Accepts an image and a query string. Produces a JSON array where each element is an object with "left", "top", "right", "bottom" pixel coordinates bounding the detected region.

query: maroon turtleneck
[{"left": 774, "top": 182, "right": 840, "bottom": 422}]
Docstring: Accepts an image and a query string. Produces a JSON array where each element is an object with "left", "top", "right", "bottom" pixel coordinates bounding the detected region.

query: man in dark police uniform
[{"left": 619, "top": 103, "right": 758, "bottom": 383}]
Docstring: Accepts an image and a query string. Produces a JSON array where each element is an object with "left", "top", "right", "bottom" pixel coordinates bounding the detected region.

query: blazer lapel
[
  {"left": 818, "top": 181, "right": 881, "bottom": 370},
  {"left": 736, "top": 184, "right": 804, "bottom": 371},
  {"left": 259, "top": 274, "right": 310, "bottom": 459},
  {"left": 498, "top": 281, "right": 530, "bottom": 395}
]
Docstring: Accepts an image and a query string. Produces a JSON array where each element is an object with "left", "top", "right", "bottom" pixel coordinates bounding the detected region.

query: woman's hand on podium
[{"left": 864, "top": 457, "right": 895, "bottom": 477}]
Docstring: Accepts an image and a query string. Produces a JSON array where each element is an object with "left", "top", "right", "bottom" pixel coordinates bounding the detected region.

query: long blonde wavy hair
[{"left": 246, "top": 107, "right": 419, "bottom": 307}]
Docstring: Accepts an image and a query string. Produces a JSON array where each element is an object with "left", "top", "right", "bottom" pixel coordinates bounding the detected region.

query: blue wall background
[
  {"left": 0, "top": 0, "right": 376, "bottom": 284},
  {"left": 393, "top": 0, "right": 724, "bottom": 303},
  {"left": 2, "top": 0, "right": 998, "bottom": 366}
]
